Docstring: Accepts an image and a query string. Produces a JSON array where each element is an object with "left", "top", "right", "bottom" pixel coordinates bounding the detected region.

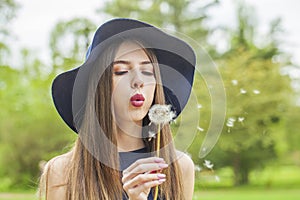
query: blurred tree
[
  {"left": 101, "top": 0, "right": 219, "bottom": 46},
  {"left": 49, "top": 18, "right": 96, "bottom": 74},
  {"left": 195, "top": 2, "right": 294, "bottom": 186},
  {"left": 0, "top": 52, "right": 76, "bottom": 189},
  {"left": 0, "top": 5, "right": 91, "bottom": 190},
  {"left": 0, "top": 0, "right": 19, "bottom": 65},
  {"left": 285, "top": 106, "right": 300, "bottom": 151}
]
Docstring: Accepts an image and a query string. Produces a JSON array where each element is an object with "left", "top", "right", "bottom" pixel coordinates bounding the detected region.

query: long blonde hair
[{"left": 40, "top": 38, "right": 184, "bottom": 200}]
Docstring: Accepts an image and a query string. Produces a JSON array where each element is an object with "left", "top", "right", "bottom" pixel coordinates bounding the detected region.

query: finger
[
  {"left": 123, "top": 157, "right": 165, "bottom": 174},
  {"left": 123, "top": 173, "right": 166, "bottom": 191},
  {"left": 126, "top": 178, "right": 166, "bottom": 198},
  {"left": 122, "top": 163, "right": 168, "bottom": 183}
]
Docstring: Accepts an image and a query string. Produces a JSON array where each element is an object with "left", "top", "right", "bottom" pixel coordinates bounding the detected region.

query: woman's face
[{"left": 112, "top": 41, "right": 156, "bottom": 125}]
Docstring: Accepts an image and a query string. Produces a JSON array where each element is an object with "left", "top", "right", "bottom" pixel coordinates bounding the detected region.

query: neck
[{"left": 116, "top": 120, "right": 145, "bottom": 152}]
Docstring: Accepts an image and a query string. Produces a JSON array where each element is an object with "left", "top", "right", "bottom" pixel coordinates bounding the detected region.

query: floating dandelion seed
[
  {"left": 148, "top": 131, "right": 156, "bottom": 139},
  {"left": 197, "top": 126, "right": 205, "bottom": 132},
  {"left": 231, "top": 79, "right": 238, "bottom": 85},
  {"left": 204, "top": 160, "right": 214, "bottom": 169},
  {"left": 203, "top": 160, "right": 219, "bottom": 182},
  {"left": 226, "top": 122, "right": 234, "bottom": 127},
  {"left": 226, "top": 117, "right": 236, "bottom": 127},
  {"left": 238, "top": 117, "right": 245, "bottom": 122},
  {"left": 194, "top": 165, "right": 202, "bottom": 172},
  {"left": 253, "top": 89, "right": 260, "bottom": 94},
  {"left": 197, "top": 104, "right": 202, "bottom": 109},
  {"left": 240, "top": 88, "right": 247, "bottom": 94},
  {"left": 228, "top": 117, "right": 236, "bottom": 122}
]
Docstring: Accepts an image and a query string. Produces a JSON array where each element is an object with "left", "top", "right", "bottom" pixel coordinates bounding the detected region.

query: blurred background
[{"left": 0, "top": 0, "right": 299, "bottom": 199}]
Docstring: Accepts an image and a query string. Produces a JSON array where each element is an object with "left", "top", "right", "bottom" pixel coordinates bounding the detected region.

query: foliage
[
  {"left": 49, "top": 18, "right": 96, "bottom": 74},
  {"left": 101, "top": 0, "right": 218, "bottom": 45},
  {"left": 0, "top": 0, "right": 19, "bottom": 65},
  {"left": 193, "top": 2, "right": 294, "bottom": 186},
  {"left": 0, "top": 9, "right": 98, "bottom": 189},
  {"left": 0, "top": 59, "right": 76, "bottom": 190},
  {"left": 0, "top": 0, "right": 19, "bottom": 34}
]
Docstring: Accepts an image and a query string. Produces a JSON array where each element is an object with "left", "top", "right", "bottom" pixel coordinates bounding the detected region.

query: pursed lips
[{"left": 130, "top": 94, "right": 145, "bottom": 107}]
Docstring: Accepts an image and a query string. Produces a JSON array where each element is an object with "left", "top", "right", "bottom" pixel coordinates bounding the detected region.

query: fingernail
[
  {"left": 157, "top": 174, "right": 166, "bottom": 179},
  {"left": 158, "top": 178, "right": 166, "bottom": 183},
  {"left": 154, "top": 157, "right": 164, "bottom": 163},
  {"left": 158, "top": 163, "right": 168, "bottom": 168}
]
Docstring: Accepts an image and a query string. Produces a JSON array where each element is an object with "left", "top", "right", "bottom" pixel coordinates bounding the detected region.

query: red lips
[{"left": 130, "top": 94, "right": 145, "bottom": 107}]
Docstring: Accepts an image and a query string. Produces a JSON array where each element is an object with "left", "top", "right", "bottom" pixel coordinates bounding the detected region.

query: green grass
[
  {"left": 249, "top": 165, "right": 300, "bottom": 187},
  {"left": 193, "top": 188, "right": 300, "bottom": 200},
  {"left": 193, "top": 164, "right": 300, "bottom": 200},
  {"left": 195, "top": 165, "right": 300, "bottom": 189}
]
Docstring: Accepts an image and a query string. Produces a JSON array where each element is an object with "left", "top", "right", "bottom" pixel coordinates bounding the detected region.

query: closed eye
[
  {"left": 114, "top": 71, "right": 128, "bottom": 76},
  {"left": 142, "top": 71, "right": 154, "bottom": 76}
]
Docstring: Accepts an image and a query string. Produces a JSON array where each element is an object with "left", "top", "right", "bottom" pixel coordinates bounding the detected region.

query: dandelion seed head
[{"left": 148, "top": 104, "right": 176, "bottom": 125}]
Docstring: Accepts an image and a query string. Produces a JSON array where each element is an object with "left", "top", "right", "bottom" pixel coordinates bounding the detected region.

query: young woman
[{"left": 39, "top": 18, "right": 196, "bottom": 200}]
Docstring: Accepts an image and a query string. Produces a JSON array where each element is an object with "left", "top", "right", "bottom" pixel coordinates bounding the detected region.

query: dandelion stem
[
  {"left": 153, "top": 123, "right": 161, "bottom": 200},
  {"left": 156, "top": 124, "right": 161, "bottom": 157}
]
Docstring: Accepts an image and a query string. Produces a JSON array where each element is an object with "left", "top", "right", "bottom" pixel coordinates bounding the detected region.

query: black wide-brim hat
[{"left": 52, "top": 18, "right": 196, "bottom": 133}]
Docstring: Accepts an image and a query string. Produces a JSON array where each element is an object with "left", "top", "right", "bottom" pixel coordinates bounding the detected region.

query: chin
[{"left": 130, "top": 111, "right": 147, "bottom": 122}]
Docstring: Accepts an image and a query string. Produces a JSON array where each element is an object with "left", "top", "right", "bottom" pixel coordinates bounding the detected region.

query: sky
[{"left": 8, "top": 0, "right": 300, "bottom": 68}]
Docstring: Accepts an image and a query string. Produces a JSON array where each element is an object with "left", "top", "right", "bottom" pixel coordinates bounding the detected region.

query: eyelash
[
  {"left": 114, "top": 71, "right": 154, "bottom": 76},
  {"left": 114, "top": 71, "right": 128, "bottom": 76},
  {"left": 142, "top": 71, "right": 154, "bottom": 76}
]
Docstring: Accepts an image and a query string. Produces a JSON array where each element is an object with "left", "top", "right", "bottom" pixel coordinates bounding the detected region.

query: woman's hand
[{"left": 122, "top": 157, "right": 168, "bottom": 200}]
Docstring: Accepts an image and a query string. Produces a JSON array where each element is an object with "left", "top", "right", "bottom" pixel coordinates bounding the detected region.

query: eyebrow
[{"left": 113, "top": 60, "right": 152, "bottom": 66}]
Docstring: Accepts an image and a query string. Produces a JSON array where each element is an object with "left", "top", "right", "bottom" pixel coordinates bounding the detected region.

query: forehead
[{"left": 114, "top": 41, "right": 149, "bottom": 60}]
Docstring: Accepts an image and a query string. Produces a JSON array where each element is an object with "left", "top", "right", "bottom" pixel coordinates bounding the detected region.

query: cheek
[
  {"left": 143, "top": 76, "right": 156, "bottom": 100},
  {"left": 112, "top": 76, "right": 129, "bottom": 94},
  {"left": 145, "top": 83, "right": 156, "bottom": 103},
  {"left": 112, "top": 77, "right": 129, "bottom": 109}
]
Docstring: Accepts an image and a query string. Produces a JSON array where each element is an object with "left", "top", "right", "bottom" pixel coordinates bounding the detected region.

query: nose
[{"left": 131, "top": 71, "right": 144, "bottom": 89}]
